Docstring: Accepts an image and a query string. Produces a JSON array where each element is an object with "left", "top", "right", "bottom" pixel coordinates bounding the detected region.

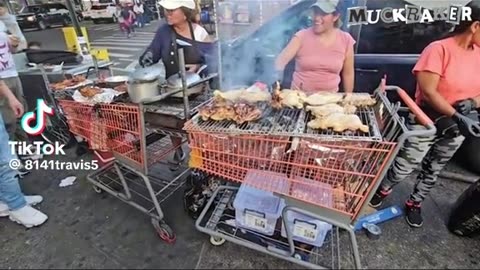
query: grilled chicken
[
  {"left": 198, "top": 102, "right": 262, "bottom": 124},
  {"left": 307, "top": 113, "right": 369, "bottom": 133},
  {"left": 342, "top": 93, "right": 376, "bottom": 107},
  {"left": 213, "top": 89, "right": 271, "bottom": 104},
  {"left": 305, "top": 93, "right": 344, "bottom": 106},
  {"left": 306, "top": 104, "right": 357, "bottom": 117},
  {"left": 272, "top": 89, "right": 307, "bottom": 109}
]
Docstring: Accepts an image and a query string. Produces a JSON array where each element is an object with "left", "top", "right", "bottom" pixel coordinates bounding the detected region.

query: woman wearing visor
[
  {"left": 139, "top": 0, "right": 214, "bottom": 163},
  {"left": 369, "top": 1, "right": 480, "bottom": 228},
  {"left": 275, "top": 0, "right": 355, "bottom": 94},
  {"left": 139, "top": 0, "right": 212, "bottom": 75}
]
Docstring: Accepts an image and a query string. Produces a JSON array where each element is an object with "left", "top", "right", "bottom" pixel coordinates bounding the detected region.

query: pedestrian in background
[
  {"left": 116, "top": 3, "right": 136, "bottom": 38},
  {"left": 134, "top": 1, "right": 145, "bottom": 28},
  {"left": 0, "top": 79, "right": 48, "bottom": 228},
  {"left": 0, "top": 2, "right": 26, "bottom": 51},
  {"left": 0, "top": 3, "right": 40, "bottom": 178}
]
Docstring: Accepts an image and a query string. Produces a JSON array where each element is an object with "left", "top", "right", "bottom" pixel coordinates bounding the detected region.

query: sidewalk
[{"left": 1, "top": 148, "right": 479, "bottom": 269}]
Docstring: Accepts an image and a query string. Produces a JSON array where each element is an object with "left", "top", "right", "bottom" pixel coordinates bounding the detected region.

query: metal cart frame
[
  {"left": 188, "top": 80, "right": 436, "bottom": 268},
  {"left": 59, "top": 47, "right": 217, "bottom": 243}
]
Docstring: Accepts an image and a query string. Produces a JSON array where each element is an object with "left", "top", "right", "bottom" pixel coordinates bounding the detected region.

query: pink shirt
[
  {"left": 413, "top": 37, "right": 480, "bottom": 105},
  {"left": 291, "top": 28, "right": 355, "bottom": 94}
]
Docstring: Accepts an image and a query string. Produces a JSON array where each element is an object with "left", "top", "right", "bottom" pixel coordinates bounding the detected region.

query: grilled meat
[
  {"left": 79, "top": 86, "right": 103, "bottom": 98},
  {"left": 306, "top": 104, "right": 357, "bottom": 117},
  {"left": 50, "top": 75, "right": 86, "bottom": 91},
  {"left": 272, "top": 88, "right": 307, "bottom": 109},
  {"left": 213, "top": 89, "right": 271, "bottom": 104},
  {"left": 342, "top": 93, "right": 376, "bottom": 107},
  {"left": 198, "top": 102, "right": 262, "bottom": 124},
  {"left": 305, "top": 93, "right": 344, "bottom": 106},
  {"left": 307, "top": 113, "right": 369, "bottom": 133}
]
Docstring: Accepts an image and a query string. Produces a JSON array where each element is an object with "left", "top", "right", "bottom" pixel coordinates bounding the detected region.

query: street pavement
[{"left": 23, "top": 20, "right": 159, "bottom": 73}]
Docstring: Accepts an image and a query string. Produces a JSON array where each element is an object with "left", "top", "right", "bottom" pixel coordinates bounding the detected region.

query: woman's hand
[
  {"left": 275, "top": 36, "right": 301, "bottom": 72},
  {"left": 8, "top": 35, "right": 20, "bottom": 48},
  {"left": 8, "top": 95, "right": 24, "bottom": 118}
]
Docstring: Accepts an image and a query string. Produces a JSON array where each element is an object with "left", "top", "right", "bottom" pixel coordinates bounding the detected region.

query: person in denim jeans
[{"left": 0, "top": 79, "right": 47, "bottom": 228}]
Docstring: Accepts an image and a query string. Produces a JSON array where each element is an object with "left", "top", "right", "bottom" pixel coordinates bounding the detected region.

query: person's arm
[
  {"left": 417, "top": 71, "right": 456, "bottom": 116},
  {"left": 0, "top": 80, "right": 24, "bottom": 118},
  {"left": 341, "top": 45, "right": 355, "bottom": 93},
  {"left": 275, "top": 36, "right": 301, "bottom": 72}
]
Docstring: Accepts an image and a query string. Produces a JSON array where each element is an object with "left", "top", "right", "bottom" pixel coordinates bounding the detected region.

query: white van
[{"left": 89, "top": 4, "right": 117, "bottom": 24}]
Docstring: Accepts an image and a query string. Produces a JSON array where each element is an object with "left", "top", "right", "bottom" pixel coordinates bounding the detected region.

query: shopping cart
[
  {"left": 184, "top": 79, "right": 436, "bottom": 268},
  {"left": 58, "top": 100, "right": 190, "bottom": 243}
]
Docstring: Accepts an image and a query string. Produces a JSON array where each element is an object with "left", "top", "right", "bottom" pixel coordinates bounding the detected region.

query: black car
[
  {"left": 220, "top": 0, "right": 479, "bottom": 172},
  {"left": 17, "top": 3, "right": 72, "bottom": 30}
]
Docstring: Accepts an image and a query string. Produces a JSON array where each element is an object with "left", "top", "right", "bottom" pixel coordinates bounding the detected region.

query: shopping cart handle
[{"left": 385, "top": 86, "right": 434, "bottom": 127}]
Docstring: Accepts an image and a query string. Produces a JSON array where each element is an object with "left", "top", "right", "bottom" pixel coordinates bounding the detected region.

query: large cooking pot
[
  {"left": 165, "top": 65, "right": 208, "bottom": 98},
  {"left": 127, "top": 65, "right": 165, "bottom": 103}
]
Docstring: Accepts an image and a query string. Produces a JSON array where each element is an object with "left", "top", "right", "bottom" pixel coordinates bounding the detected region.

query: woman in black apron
[{"left": 139, "top": 0, "right": 214, "bottom": 164}]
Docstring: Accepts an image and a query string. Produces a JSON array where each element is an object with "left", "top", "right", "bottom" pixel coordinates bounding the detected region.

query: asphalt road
[{"left": 23, "top": 20, "right": 159, "bottom": 74}]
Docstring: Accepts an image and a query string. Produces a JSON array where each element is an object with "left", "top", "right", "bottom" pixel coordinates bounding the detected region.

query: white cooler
[
  {"left": 281, "top": 178, "right": 333, "bottom": 247},
  {"left": 234, "top": 170, "right": 290, "bottom": 236}
]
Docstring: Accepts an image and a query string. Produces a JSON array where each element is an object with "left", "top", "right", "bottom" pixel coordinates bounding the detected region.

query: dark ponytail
[{"left": 450, "top": 0, "right": 480, "bottom": 35}]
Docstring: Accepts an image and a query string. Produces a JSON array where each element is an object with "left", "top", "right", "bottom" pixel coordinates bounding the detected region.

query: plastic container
[
  {"left": 281, "top": 178, "right": 333, "bottom": 247},
  {"left": 234, "top": 170, "right": 290, "bottom": 236}
]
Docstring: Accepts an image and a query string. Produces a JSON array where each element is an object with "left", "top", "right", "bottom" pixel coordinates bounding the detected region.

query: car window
[
  {"left": 91, "top": 5, "right": 108, "bottom": 10},
  {"left": 24, "top": 6, "right": 39, "bottom": 13},
  {"left": 356, "top": 0, "right": 455, "bottom": 54}
]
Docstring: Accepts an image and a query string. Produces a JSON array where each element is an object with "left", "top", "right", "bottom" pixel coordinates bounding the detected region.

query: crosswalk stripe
[
  {"left": 93, "top": 25, "right": 117, "bottom": 31},
  {"left": 91, "top": 42, "right": 150, "bottom": 47},
  {"left": 93, "top": 46, "right": 143, "bottom": 52},
  {"left": 94, "top": 37, "right": 153, "bottom": 42},
  {"left": 108, "top": 52, "right": 134, "bottom": 58}
]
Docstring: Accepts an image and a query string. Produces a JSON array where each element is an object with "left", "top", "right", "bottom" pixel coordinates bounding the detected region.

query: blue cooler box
[
  {"left": 234, "top": 170, "right": 290, "bottom": 236},
  {"left": 281, "top": 178, "right": 333, "bottom": 247}
]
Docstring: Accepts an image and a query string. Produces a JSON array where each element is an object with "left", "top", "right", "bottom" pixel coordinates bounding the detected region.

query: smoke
[{"left": 217, "top": 0, "right": 315, "bottom": 90}]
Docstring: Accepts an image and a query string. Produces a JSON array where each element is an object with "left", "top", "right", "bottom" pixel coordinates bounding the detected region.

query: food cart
[
  {"left": 14, "top": 52, "right": 114, "bottom": 145},
  {"left": 177, "top": 0, "right": 437, "bottom": 268},
  {"left": 55, "top": 43, "right": 218, "bottom": 243}
]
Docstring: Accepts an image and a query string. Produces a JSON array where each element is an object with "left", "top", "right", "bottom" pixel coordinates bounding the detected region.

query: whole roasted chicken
[
  {"left": 306, "top": 104, "right": 357, "bottom": 117},
  {"left": 271, "top": 82, "right": 307, "bottom": 109},
  {"left": 307, "top": 113, "right": 369, "bottom": 133}
]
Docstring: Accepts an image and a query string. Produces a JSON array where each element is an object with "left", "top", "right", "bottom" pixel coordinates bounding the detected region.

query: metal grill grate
[
  {"left": 184, "top": 104, "right": 306, "bottom": 136},
  {"left": 303, "top": 106, "right": 383, "bottom": 142},
  {"left": 143, "top": 94, "right": 213, "bottom": 119}
]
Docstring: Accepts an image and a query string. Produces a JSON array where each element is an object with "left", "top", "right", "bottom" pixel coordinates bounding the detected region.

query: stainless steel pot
[
  {"left": 165, "top": 65, "right": 207, "bottom": 98},
  {"left": 127, "top": 65, "right": 166, "bottom": 103}
]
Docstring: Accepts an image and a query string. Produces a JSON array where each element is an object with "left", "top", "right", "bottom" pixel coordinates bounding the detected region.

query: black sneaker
[
  {"left": 369, "top": 188, "right": 391, "bottom": 208},
  {"left": 405, "top": 200, "right": 423, "bottom": 228}
]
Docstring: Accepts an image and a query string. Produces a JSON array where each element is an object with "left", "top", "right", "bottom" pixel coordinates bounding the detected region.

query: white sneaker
[
  {"left": 9, "top": 205, "right": 48, "bottom": 228},
  {"left": 0, "top": 195, "right": 44, "bottom": 217}
]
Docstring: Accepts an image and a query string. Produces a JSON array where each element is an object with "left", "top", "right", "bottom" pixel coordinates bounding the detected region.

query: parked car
[
  {"left": 220, "top": 0, "right": 478, "bottom": 171},
  {"left": 16, "top": 3, "right": 72, "bottom": 31},
  {"left": 89, "top": 4, "right": 117, "bottom": 24}
]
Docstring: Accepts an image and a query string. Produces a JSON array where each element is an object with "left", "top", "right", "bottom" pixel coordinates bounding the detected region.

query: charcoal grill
[{"left": 143, "top": 93, "right": 213, "bottom": 137}]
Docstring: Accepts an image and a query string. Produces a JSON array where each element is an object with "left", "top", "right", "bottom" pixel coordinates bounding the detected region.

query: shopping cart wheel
[
  {"left": 92, "top": 185, "right": 103, "bottom": 194},
  {"left": 152, "top": 219, "right": 176, "bottom": 244},
  {"left": 209, "top": 236, "right": 226, "bottom": 246}
]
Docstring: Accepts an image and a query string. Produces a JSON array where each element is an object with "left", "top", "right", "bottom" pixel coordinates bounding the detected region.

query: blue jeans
[
  {"left": 137, "top": 13, "right": 144, "bottom": 27},
  {"left": 0, "top": 113, "right": 26, "bottom": 210}
]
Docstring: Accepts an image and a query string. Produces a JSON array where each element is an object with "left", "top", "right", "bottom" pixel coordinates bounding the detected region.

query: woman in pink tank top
[{"left": 275, "top": 0, "right": 355, "bottom": 95}]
